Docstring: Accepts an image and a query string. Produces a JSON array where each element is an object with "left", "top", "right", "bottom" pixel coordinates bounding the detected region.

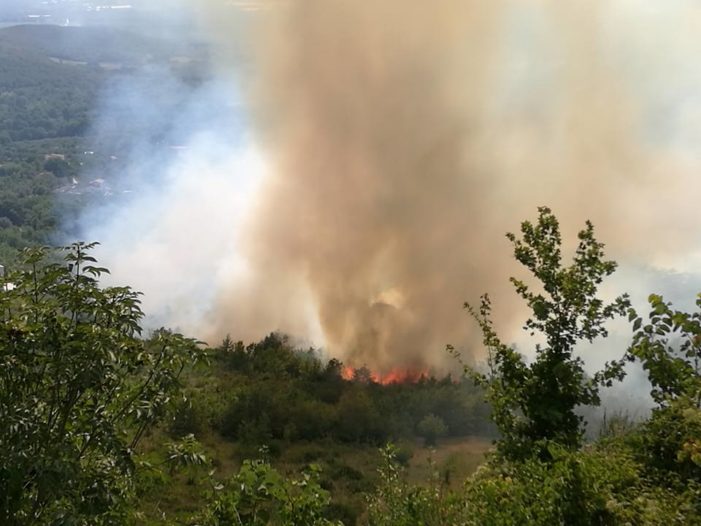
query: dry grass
[{"left": 406, "top": 437, "right": 492, "bottom": 488}]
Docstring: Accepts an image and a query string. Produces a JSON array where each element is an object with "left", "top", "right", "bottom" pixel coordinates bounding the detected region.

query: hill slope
[
  {"left": 0, "top": 24, "right": 174, "bottom": 65},
  {"left": 0, "top": 42, "right": 102, "bottom": 143}
]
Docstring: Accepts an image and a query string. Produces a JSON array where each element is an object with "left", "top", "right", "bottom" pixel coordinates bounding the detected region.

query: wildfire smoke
[{"left": 83, "top": 1, "right": 701, "bottom": 375}]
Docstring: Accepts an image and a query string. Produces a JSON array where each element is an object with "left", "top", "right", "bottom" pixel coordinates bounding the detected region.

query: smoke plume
[{"left": 82, "top": 1, "right": 701, "bottom": 373}]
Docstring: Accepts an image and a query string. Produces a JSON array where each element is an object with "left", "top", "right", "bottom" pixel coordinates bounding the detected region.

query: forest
[
  {"left": 0, "top": 27, "right": 106, "bottom": 263},
  {"left": 1, "top": 17, "right": 700, "bottom": 526}
]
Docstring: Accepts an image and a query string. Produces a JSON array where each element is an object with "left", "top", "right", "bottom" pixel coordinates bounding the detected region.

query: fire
[
  {"left": 341, "top": 365, "right": 430, "bottom": 385},
  {"left": 376, "top": 369, "right": 427, "bottom": 385},
  {"left": 341, "top": 366, "right": 355, "bottom": 381}
]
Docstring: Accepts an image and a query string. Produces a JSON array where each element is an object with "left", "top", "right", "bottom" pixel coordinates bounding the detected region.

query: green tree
[
  {"left": 0, "top": 243, "right": 204, "bottom": 525},
  {"left": 42, "top": 157, "right": 70, "bottom": 178},
  {"left": 417, "top": 414, "right": 448, "bottom": 447},
  {"left": 336, "top": 388, "right": 384, "bottom": 443},
  {"left": 460, "top": 207, "right": 630, "bottom": 459}
]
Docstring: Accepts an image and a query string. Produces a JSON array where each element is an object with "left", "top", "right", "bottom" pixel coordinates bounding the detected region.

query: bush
[
  {"left": 463, "top": 445, "right": 644, "bottom": 525},
  {"left": 366, "top": 444, "right": 464, "bottom": 526},
  {"left": 197, "top": 460, "right": 340, "bottom": 526},
  {"left": 325, "top": 501, "right": 358, "bottom": 526},
  {"left": 0, "top": 244, "right": 203, "bottom": 524},
  {"left": 625, "top": 293, "right": 701, "bottom": 484},
  {"left": 169, "top": 399, "right": 207, "bottom": 439},
  {"left": 336, "top": 389, "right": 386, "bottom": 443},
  {"left": 417, "top": 414, "right": 448, "bottom": 447},
  {"left": 367, "top": 442, "right": 701, "bottom": 526},
  {"left": 632, "top": 398, "right": 701, "bottom": 483}
]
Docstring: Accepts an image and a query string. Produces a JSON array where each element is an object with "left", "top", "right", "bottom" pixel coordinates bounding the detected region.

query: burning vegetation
[{"left": 340, "top": 365, "right": 432, "bottom": 386}]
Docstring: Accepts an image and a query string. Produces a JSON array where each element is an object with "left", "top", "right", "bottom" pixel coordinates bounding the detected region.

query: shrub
[
  {"left": 417, "top": 414, "right": 448, "bottom": 447},
  {"left": 197, "top": 460, "right": 340, "bottom": 526},
  {"left": 367, "top": 444, "right": 462, "bottom": 526},
  {"left": 169, "top": 399, "right": 207, "bottom": 439},
  {"left": 0, "top": 244, "right": 204, "bottom": 524}
]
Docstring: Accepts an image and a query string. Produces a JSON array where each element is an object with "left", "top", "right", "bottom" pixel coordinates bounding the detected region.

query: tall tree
[{"left": 460, "top": 207, "right": 630, "bottom": 459}]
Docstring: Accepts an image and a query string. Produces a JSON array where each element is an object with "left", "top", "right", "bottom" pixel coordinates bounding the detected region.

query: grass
[
  {"left": 136, "top": 429, "right": 491, "bottom": 524},
  {"left": 406, "top": 437, "right": 492, "bottom": 488}
]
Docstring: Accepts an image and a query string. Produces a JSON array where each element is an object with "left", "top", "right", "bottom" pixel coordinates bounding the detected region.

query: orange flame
[
  {"left": 341, "top": 365, "right": 355, "bottom": 381},
  {"left": 340, "top": 365, "right": 430, "bottom": 385},
  {"left": 374, "top": 368, "right": 428, "bottom": 385}
]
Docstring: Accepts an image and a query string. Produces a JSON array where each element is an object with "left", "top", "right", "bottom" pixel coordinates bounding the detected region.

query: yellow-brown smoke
[{"left": 199, "top": 1, "right": 701, "bottom": 371}]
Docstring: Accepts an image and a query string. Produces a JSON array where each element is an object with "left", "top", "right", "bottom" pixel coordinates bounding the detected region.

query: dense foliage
[
  {"left": 198, "top": 460, "right": 340, "bottom": 526},
  {"left": 200, "top": 334, "right": 492, "bottom": 449},
  {"left": 0, "top": 25, "right": 180, "bottom": 68},
  {"left": 0, "top": 26, "right": 209, "bottom": 265},
  {"left": 0, "top": 40, "right": 102, "bottom": 144},
  {"left": 367, "top": 440, "right": 700, "bottom": 525},
  {"left": 0, "top": 244, "right": 203, "bottom": 524},
  {"left": 624, "top": 293, "right": 701, "bottom": 483},
  {"left": 0, "top": 36, "right": 108, "bottom": 263}
]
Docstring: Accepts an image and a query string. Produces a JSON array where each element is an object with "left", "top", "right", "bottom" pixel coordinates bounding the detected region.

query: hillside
[
  {"left": 0, "top": 42, "right": 100, "bottom": 261},
  {"left": 0, "top": 42, "right": 103, "bottom": 143},
  {"left": 134, "top": 333, "right": 494, "bottom": 523},
  {"left": 0, "top": 24, "right": 187, "bottom": 66}
]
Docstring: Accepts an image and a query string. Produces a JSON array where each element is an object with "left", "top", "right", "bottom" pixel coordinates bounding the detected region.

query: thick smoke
[
  {"left": 205, "top": 1, "right": 510, "bottom": 370},
  {"left": 81, "top": 1, "right": 701, "bottom": 374},
  {"left": 205, "top": 0, "right": 701, "bottom": 371}
]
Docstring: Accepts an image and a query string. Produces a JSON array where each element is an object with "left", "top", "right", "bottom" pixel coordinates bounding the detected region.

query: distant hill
[
  {"left": 0, "top": 42, "right": 102, "bottom": 143},
  {"left": 0, "top": 23, "right": 210, "bottom": 145},
  {"left": 0, "top": 24, "right": 196, "bottom": 66},
  {"left": 0, "top": 37, "right": 101, "bottom": 87}
]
